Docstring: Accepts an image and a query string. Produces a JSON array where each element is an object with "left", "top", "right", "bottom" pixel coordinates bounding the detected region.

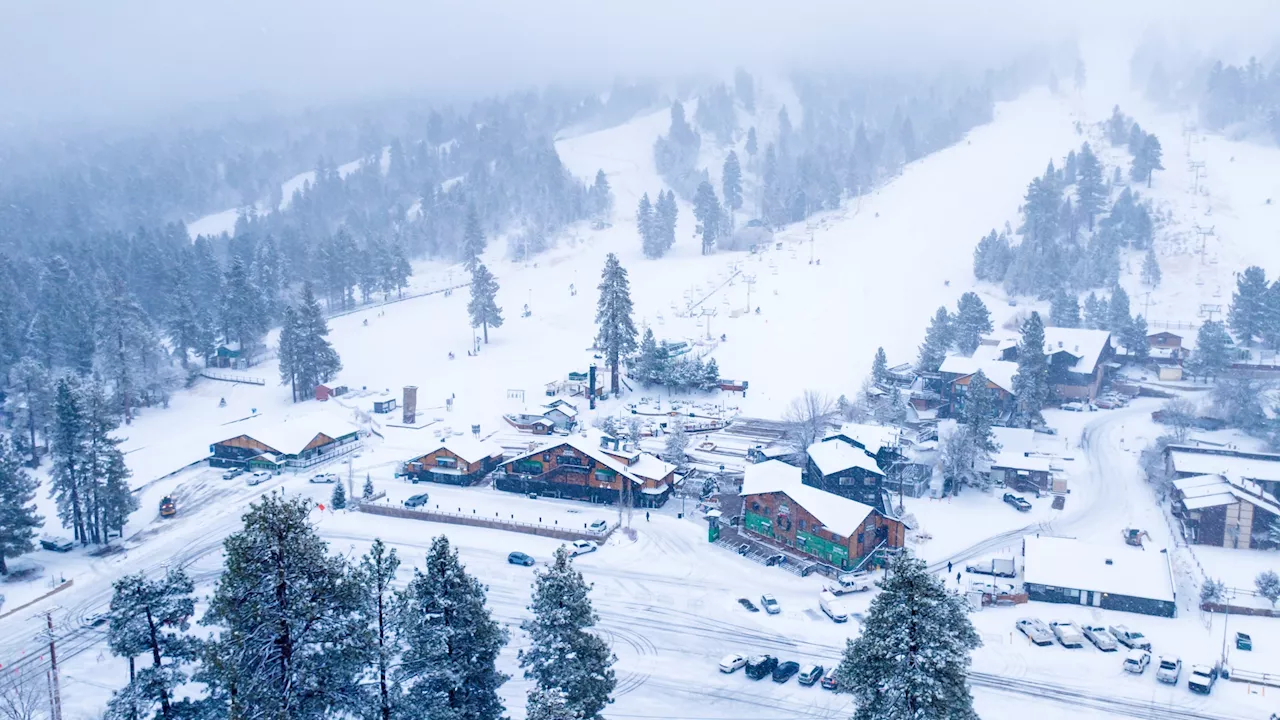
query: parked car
[
  {"left": 760, "top": 594, "right": 781, "bottom": 614},
  {"left": 737, "top": 597, "right": 759, "bottom": 612},
  {"left": 969, "top": 581, "right": 1016, "bottom": 596},
  {"left": 507, "top": 551, "right": 535, "bottom": 567},
  {"left": 1060, "top": 401, "right": 1087, "bottom": 412},
  {"left": 221, "top": 468, "right": 244, "bottom": 480},
  {"left": 1051, "top": 620, "right": 1085, "bottom": 648},
  {"left": 718, "top": 653, "right": 747, "bottom": 673},
  {"left": 245, "top": 471, "right": 271, "bottom": 486},
  {"left": 771, "top": 661, "right": 800, "bottom": 683},
  {"left": 820, "top": 666, "right": 840, "bottom": 690},
  {"left": 1082, "top": 625, "right": 1118, "bottom": 651},
  {"left": 1015, "top": 618, "right": 1054, "bottom": 646},
  {"left": 570, "top": 540, "right": 598, "bottom": 556},
  {"left": 1109, "top": 625, "right": 1151, "bottom": 651},
  {"left": 1187, "top": 664, "right": 1216, "bottom": 694},
  {"left": 404, "top": 493, "right": 430, "bottom": 508},
  {"left": 819, "top": 591, "right": 849, "bottom": 623},
  {"left": 1236, "top": 631, "right": 1252, "bottom": 651},
  {"left": 744, "top": 655, "right": 777, "bottom": 680},
  {"left": 83, "top": 611, "right": 110, "bottom": 627},
  {"left": 1002, "top": 493, "right": 1032, "bottom": 512},
  {"left": 1123, "top": 649, "right": 1151, "bottom": 674},
  {"left": 1155, "top": 655, "right": 1182, "bottom": 684},
  {"left": 797, "top": 664, "right": 824, "bottom": 687},
  {"left": 966, "top": 557, "right": 1017, "bottom": 578},
  {"left": 588, "top": 520, "right": 608, "bottom": 532},
  {"left": 309, "top": 473, "right": 338, "bottom": 484},
  {"left": 828, "top": 572, "right": 873, "bottom": 594},
  {"left": 736, "top": 543, "right": 750, "bottom": 556},
  {"left": 40, "top": 536, "right": 74, "bottom": 553}
]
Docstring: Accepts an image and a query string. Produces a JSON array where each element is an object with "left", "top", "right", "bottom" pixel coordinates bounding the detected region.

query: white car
[
  {"left": 589, "top": 520, "right": 608, "bottom": 532},
  {"left": 1082, "top": 625, "right": 1118, "bottom": 652},
  {"left": 246, "top": 471, "right": 271, "bottom": 486},
  {"left": 1015, "top": 618, "right": 1054, "bottom": 646},
  {"left": 1155, "top": 655, "right": 1182, "bottom": 684},
  {"left": 1123, "top": 649, "right": 1150, "bottom": 674},
  {"left": 1188, "top": 664, "right": 1216, "bottom": 694},
  {"left": 309, "top": 473, "right": 338, "bottom": 484},
  {"left": 569, "top": 540, "right": 598, "bottom": 557},
  {"left": 719, "top": 653, "right": 747, "bottom": 673},
  {"left": 760, "top": 594, "right": 781, "bottom": 615},
  {"left": 1050, "top": 620, "right": 1085, "bottom": 648}
]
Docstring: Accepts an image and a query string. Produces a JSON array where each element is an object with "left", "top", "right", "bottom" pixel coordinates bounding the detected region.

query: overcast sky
[{"left": 2, "top": 0, "right": 1278, "bottom": 130}]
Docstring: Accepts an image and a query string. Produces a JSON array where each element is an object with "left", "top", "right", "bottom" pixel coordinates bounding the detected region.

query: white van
[{"left": 819, "top": 591, "right": 849, "bottom": 623}]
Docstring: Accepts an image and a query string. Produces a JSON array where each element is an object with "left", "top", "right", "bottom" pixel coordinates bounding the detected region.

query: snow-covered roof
[
  {"left": 239, "top": 417, "right": 359, "bottom": 456},
  {"left": 629, "top": 454, "right": 676, "bottom": 482},
  {"left": 1022, "top": 536, "right": 1175, "bottom": 603},
  {"left": 1168, "top": 448, "right": 1280, "bottom": 483},
  {"left": 1042, "top": 328, "right": 1112, "bottom": 375},
  {"left": 640, "top": 483, "right": 670, "bottom": 495},
  {"left": 990, "top": 452, "right": 1051, "bottom": 473},
  {"left": 545, "top": 405, "right": 579, "bottom": 418},
  {"left": 990, "top": 427, "right": 1036, "bottom": 455},
  {"left": 827, "top": 423, "right": 904, "bottom": 455},
  {"left": 436, "top": 436, "right": 504, "bottom": 464},
  {"left": 807, "top": 440, "right": 884, "bottom": 477},
  {"left": 1172, "top": 474, "right": 1280, "bottom": 516},
  {"left": 938, "top": 355, "right": 1018, "bottom": 394},
  {"left": 741, "top": 460, "right": 876, "bottom": 537},
  {"left": 505, "top": 437, "right": 646, "bottom": 485}
]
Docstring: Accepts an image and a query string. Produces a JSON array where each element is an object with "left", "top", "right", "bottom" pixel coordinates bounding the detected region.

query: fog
[{"left": 2, "top": 0, "right": 1280, "bottom": 129}]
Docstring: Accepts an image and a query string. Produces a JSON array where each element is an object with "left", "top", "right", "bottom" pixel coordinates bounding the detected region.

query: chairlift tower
[{"left": 1193, "top": 224, "right": 1215, "bottom": 265}]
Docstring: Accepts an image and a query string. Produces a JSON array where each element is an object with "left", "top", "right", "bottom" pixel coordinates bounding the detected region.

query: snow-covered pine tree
[
  {"left": 972, "top": 230, "right": 1012, "bottom": 283},
  {"left": 1256, "top": 570, "right": 1280, "bottom": 607},
  {"left": 1128, "top": 122, "right": 1146, "bottom": 156},
  {"left": 703, "top": 357, "right": 720, "bottom": 391},
  {"left": 634, "top": 328, "right": 662, "bottom": 385},
  {"left": 1012, "top": 312, "right": 1051, "bottom": 427},
  {"left": 398, "top": 535, "right": 508, "bottom": 719},
  {"left": 833, "top": 551, "right": 981, "bottom": 720},
  {"left": 524, "top": 687, "right": 577, "bottom": 720},
  {"left": 594, "top": 254, "right": 638, "bottom": 395},
  {"left": 389, "top": 243, "right": 413, "bottom": 298},
  {"left": 0, "top": 436, "right": 41, "bottom": 574},
  {"left": 591, "top": 170, "right": 613, "bottom": 218},
  {"left": 1230, "top": 265, "right": 1269, "bottom": 344},
  {"left": 1134, "top": 133, "right": 1164, "bottom": 187},
  {"left": 467, "top": 263, "right": 504, "bottom": 345},
  {"left": 959, "top": 369, "right": 999, "bottom": 458},
  {"left": 692, "top": 181, "right": 722, "bottom": 255},
  {"left": 50, "top": 375, "right": 89, "bottom": 544},
  {"left": 1126, "top": 315, "right": 1150, "bottom": 362},
  {"left": 953, "top": 292, "right": 993, "bottom": 355},
  {"left": 363, "top": 475, "right": 375, "bottom": 500},
  {"left": 219, "top": 254, "right": 268, "bottom": 359},
  {"left": 105, "top": 568, "right": 197, "bottom": 720},
  {"left": 201, "top": 495, "right": 363, "bottom": 718},
  {"left": 637, "top": 193, "right": 658, "bottom": 258},
  {"left": 1075, "top": 142, "right": 1106, "bottom": 230},
  {"left": 1108, "top": 286, "right": 1133, "bottom": 336},
  {"left": 462, "top": 205, "right": 486, "bottom": 272},
  {"left": 916, "top": 306, "right": 953, "bottom": 372},
  {"left": 1083, "top": 292, "right": 1108, "bottom": 330},
  {"left": 657, "top": 191, "right": 678, "bottom": 252},
  {"left": 1141, "top": 248, "right": 1162, "bottom": 288},
  {"left": 1188, "top": 320, "right": 1231, "bottom": 380},
  {"left": 518, "top": 546, "right": 616, "bottom": 720},
  {"left": 745, "top": 127, "right": 758, "bottom": 158},
  {"left": 722, "top": 151, "right": 743, "bottom": 226},
  {"left": 356, "top": 538, "right": 401, "bottom": 720},
  {"left": 296, "top": 282, "right": 343, "bottom": 395},
  {"left": 1049, "top": 288, "right": 1081, "bottom": 328},
  {"left": 278, "top": 305, "right": 302, "bottom": 402},
  {"left": 663, "top": 419, "right": 689, "bottom": 469},
  {"left": 331, "top": 482, "right": 347, "bottom": 510},
  {"left": 166, "top": 277, "right": 216, "bottom": 368},
  {"left": 5, "top": 357, "right": 51, "bottom": 466},
  {"left": 871, "top": 347, "right": 888, "bottom": 386}
]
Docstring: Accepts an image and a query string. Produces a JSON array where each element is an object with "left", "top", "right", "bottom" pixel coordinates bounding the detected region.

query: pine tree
[
  {"left": 5, "top": 357, "right": 51, "bottom": 467},
  {"left": 389, "top": 244, "right": 413, "bottom": 298},
  {"left": 200, "top": 494, "right": 363, "bottom": 719},
  {"left": 356, "top": 538, "right": 401, "bottom": 720},
  {"left": 1128, "top": 122, "right": 1146, "bottom": 155},
  {"left": 1126, "top": 314, "right": 1150, "bottom": 362},
  {"left": 594, "top": 254, "right": 638, "bottom": 395},
  {"left": 959, "top": 370, "right": 999, "bottom": 457},
  {"left": 518, "top": 546, "right": 615, "bottom": 720},
  {"left": 1133, "top": 133, "right": 1165, "bottom": 187},
  {"left": 972, "top": 230, "right": 1012, "bottom": 283},
  {"left": 590, "top": 170, "right": 612, "bottom": 218},
  {"left": 692, "top": 181, "right": 722, "bottom": 255},
  {"left": 722, "top": 151, "right": 743, "bottom": 225},
  {"left": 1108, "top": 286, "right": 1133, "bottom": 337},
  {"left": 1230, "top": 265, "right": 1269, "bottom": 344},
  {"left": 331, "top": 482, "right": 347, "bottom": 510},
  {"left": 50, "top": 376, "right": 89, "bottom": 544},
  {"left": 1084, "top": 291, "right": 1108, "bottom": 330},
  {"left": 634, "top": 328, "right": 662, "bottom": 385},
  {"left": 637, "top": 193, "right": 659, "bottom": 258},
  {"left": 525, "top": 688, "right": 577, "bottom": 720},
  {"left": 462, "top": 205, "right": 486, "bottom": 272},
  {"left": 953, "top": 292, "right": 993, "bottom": 355},
  {"left": 1256, "top": 570, "right": 1280, "bottom": 607},
  {"left": 1049, "top": 288, "right": 1081, "bottom": 328},
  {"left": 363, "top": 475, "right": 375, "bottom": 500},
  {"left": 105, "top": 569, "right": 197, "bottom": 720},
  {"left": 745, "top": 127, "right": 758, "bottom": 158},
  {"left": 1188, "top": 320, "right": 1232, "bottom": 380},
  {"left": 295, "top": 283, "right": 343, "bottom": 396},
  {"left": 398, "top": 535, "right": 508, "bottom": 720},
  {"left": 467, "top": 264, "right": 504, "bottom": 345},
  {"left": 664, "top": 419, "right": 689, "bottom": 469},
  {"left": 1141, "top": 248, "right": 1162, "bottom": 288},
  {"left": 1075, "top": 142, "right": 1106, "bottom": 230},
  {"left": 0, "top": 436, "right": 41, "bottom": 574},
  {"left": 219, "top": 254, "right": 268, "bottom": 358},
  {"left": 916, "top": 307, "right": 953, "bottom": 372},
  {"left": 1012, "top": 312, "right": 1050, "bottom": 427},
  {"left": 278, "top": 305, "right": 303, "bottom": 402},
  {"left": 871, "top": 347, "right": 889, "bottom": 386},
  {"left": 833, "top": 551, "right": 980, "bottom": 720},
  {"left": 656, "top": 191, "right": 678, "bottom": 253}
]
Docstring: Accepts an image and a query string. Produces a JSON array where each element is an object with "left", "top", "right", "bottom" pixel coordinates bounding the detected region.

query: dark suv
[
  {"left": 744, "top": 655, "right": 778, "bottom": 680},
  {"left": 405, "top": 493, "right": 430, "bottom": 508},
  {"left": 772, "top": 661, "right": 800, "bottom": 683}
]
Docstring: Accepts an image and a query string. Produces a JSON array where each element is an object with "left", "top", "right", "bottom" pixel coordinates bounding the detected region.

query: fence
[
  {"left": 356, "top": 501, "right": 611, "bottom": 542},
  {"left": 200, "top": 369, "right": 266, "bottom": 386},
  {"left": 1200, "top": 601, "right": 1280, "bottom": 618},
  {"left": 1227, "top": 667, "right": 1280, "bottom": 688}
]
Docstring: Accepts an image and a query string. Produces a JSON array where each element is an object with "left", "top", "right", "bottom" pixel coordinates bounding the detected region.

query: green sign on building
[{"left": 744, "top": 512, "right": 773, "bottom": 537}]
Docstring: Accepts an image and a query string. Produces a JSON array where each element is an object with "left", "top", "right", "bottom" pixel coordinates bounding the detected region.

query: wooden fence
[
  {"left": 355, "top": 502, "right": 611, "bottom": 542},
  {"left": 200, "top": 369, "right": 266, "bottom": 386}
]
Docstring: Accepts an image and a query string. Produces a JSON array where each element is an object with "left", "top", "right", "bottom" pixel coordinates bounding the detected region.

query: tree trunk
[
  {"left": 145, "top": 608, "right": 172, "bottom": 720},
  {"left": 0, "top": 554, "right": 7, "bottom": 575},
  {"left": 27, "top": 405, "right": 38, "bottom": 468},
  {"left": 483, "top": 321, "right": 489, "bottom": 344}
]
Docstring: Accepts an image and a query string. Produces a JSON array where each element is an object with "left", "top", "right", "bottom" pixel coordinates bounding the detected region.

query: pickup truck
[
  {"left": 825, "top": 572, "right": 873, "bottom": 595},
  {"left": 1015, "top": 618, "right": 1054, "bottom": 646},
  {"left": 1108, "top": 625, "right": 1151, "bottom": 651},
  {"left": 1050, "top": 620, "right": 1085, "bottom": 648},
  {"left": 965, "top": 557, "right": 1016, "bottom": 578}
]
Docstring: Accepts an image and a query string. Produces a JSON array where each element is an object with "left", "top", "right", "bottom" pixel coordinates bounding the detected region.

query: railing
[
  {"left": 1227, "top": 667, "right": 1280, "bottom": 688},
  {"left": 200, "top": 369, "right": 266, "bottom": 386},
  {"left": 356, "top": 501, "right": 610, "bottom": 542}
]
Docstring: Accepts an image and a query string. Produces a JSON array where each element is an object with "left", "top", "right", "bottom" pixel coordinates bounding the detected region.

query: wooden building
[
  {"left": 503, "top": 413, "right": 556, "bottom": 435},
  {"left": 804, "top": 436, "right": 886, "bottom": 507},
  {"left": 1147, "top": 331, "right": 1183, "bottom": 350},
  {"left": 989, "top": 453, "right": 1053, "bottom": 493},
  {"left": 1165, "top": 444, "right": 1280, "bottom": 498},
  {"left": 494, "top": 436, "right": 675, "bottom": 507},
  {"left": 1000, "top": 328, "right": 1114, "bottom": 401},
  {"left": 1022, "top": 536, "right": 1176, "bottom": 617},
  {"left": 741, "top": 460, "right": 904, "bottom": 570},
  {"left": 1171, "top": 474, "right": 1280, "bottom": 549},
  {"left": 210, "top": 419, "right": 360, "bottom": 470},
  {"left": 402, "top": 437, "right": 504, "bottom": 486}
]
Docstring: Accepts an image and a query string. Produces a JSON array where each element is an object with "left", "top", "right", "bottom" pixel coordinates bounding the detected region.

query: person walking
[
  {"left": 956, "top": 572, "right": 961, "bottom": 585},
  {"left": 947, "top": 560, "right": 953, "bottom": 574},
  {"left": 646, "top": 511, "right": 650, "bottom": 522}
]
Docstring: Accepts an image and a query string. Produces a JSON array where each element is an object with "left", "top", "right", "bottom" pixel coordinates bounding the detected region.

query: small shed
[
  {"left": 316, "top": 384, "right": 335, "bottom": 402},
  {"left": 1147, "top": 331, "right": 1183, "bottom": 349},
  {"left": 1158, "top": 366, "right": 1183, "bottom": 381},
  {"left": 373, "top": 395, "right": 398, "bottom": 414}
]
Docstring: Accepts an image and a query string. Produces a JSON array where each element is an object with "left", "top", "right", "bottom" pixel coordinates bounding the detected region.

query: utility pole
[
  {"left": 34, "top": 608, "right": 62, "bottom": 720},
  {"left": 347, "top": 456, "right": 354, "bottom": 504},
  {"left": 744, "top": 274, "right": 756, "bottom": 313}
]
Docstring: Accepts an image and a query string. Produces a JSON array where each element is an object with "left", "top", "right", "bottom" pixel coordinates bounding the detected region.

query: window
[
  {"left": 798, "top": 519, "right": 807, "bottom": 532},
  {"left": 435, "top": 456, "right": 457, "bottom": 469},
  {"left": 751, "top": 502, "right": 760, "bottom": 512}
]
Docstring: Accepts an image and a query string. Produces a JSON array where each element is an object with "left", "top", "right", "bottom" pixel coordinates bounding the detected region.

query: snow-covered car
[
  {"left": 969, "top": 581, "right": 1016, "bottom": 596},
  {"left": 744, "top": 655, "right": 777, "bottom": 680},
  {"left": 759, "top": 594, "right": 781, "bottom": 614},
  {"left": 309, "top": 473, "right": 338, "bottom": 484},
  {"left": 1059, "top": 401, "right": 1087, "bottom": 412},
  {"left": 40, "top": 536, "right": 74, "bottom": 552},
  {"left": 797, "top": 664, "right": 824, "bottom": 686},
  {"left": 820, "top": 666, "right": 839, "bottom": 690},
  {"left": 1155, "top": 655, "right": 1182, "bottom": 684},
  {"left": 718, "top": 653, "right": 747, "bottom": 673},
  {"left": 570, "top": 540, "right": 598, "bottom": 556},
  {"left": 588, "top": 520, "right": 608, "bottom": 532},
  {"left": 1108, "top": 625, "right": 1151, "bottom": 650},
  {"left": 83, "top": 611, "right": 110, "bottom": 628},
  {"left": 1002, "top": 493, "right": 1032, "bottom": 512},
  {"left": 404, "top": 493, "right": 430, "bottom": 508},
  {"left": 1123, "top": 649, "right": 1150, "bottom": 674},
  {"left": 1187, "top": 664, "right": 1216, "bottom": 694},
  {"left": 1050, "top": 620, "right": 1085, "bottom": 648},
  {"left": 1015, "top": 618, "right": 1054, "bottom": 646},
  {"left": 221, "top": 468, "right": 244, "bottom": 480},
  {"left": 1082, "top": 625, "right": 1118, "bottom": 651},
  {"left": 737, "top": 597, "right": 759, "bottom": 612},
  {"left": 819, "top": 591, "right": 849, "bottom": 623},
  {"left": 245, "top": 471, "right": 271, "bottom": 486},
  {"left": 965, "top": 557, "right": 1016, "bottom": 577}
]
